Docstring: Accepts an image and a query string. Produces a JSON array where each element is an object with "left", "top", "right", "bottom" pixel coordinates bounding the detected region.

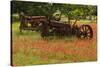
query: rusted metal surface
[{"left": 19, "top": 15, "right": 93, "bottom": 39}]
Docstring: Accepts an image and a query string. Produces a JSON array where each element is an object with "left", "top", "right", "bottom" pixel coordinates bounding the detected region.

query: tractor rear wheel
[{"left": 78, "top": 25, "right": 93, "bottom": 39}]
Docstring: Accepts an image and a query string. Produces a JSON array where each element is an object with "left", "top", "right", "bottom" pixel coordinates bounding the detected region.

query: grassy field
[{"left": 12, "top": 21, "right": 97, "bottom": 66}]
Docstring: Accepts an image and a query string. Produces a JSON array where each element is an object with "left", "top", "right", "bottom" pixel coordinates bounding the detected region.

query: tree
[{"left": 11, "top": 1, "right": 97, "bottom": 23}]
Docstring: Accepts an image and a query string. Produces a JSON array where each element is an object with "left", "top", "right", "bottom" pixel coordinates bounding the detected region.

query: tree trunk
[
  {"left": 73, "top": 19, "right": 78, "bottom": 26},
  {"left": 68, "top": 16, "right": 71, "bottom": 24},
  {"left": 59, "top": 12, "right": 62, "bottom": 21}
]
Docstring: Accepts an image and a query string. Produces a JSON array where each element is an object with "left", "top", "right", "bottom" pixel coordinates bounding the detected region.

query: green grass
[
  {"left": 79, "top": 20, "right": 96, "bottom": 24},
  {"left": 12, "top": 20, "right": 94, "bottom": 40},
  {"left": 12, "top": 22, "right": 41, "bottom": 40},
  {"left": 12, "top": 22, "right": 78, "bottom": 40},
  {"left": 13, "top": 52, "right": 43, "bottom": 65},
  {"left": 13, "top": 51, "right": 73, "bottom": 66},
  {"left": 12, "top": 21, "right": 97, "bottom": 66}
]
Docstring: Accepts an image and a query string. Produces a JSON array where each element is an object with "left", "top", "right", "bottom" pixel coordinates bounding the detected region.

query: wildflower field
[{"left": 12, "top": 21, "right": 97, "bottom": 66}]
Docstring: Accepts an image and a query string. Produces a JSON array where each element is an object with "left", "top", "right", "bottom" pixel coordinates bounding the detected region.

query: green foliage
[
  {"left": 11, "top": 1, "right": 97, "bottom": 22},
  {"left": 11, "top": 14, "right": 19, "bottom": 22}
]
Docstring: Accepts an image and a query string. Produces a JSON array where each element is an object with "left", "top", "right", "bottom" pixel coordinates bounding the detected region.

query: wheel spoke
[
  {"left": 79, "top": 25, "right": 93, "bottom": 39},
  {"left": 85, "top": 26, "right": 87, "bottom": 31},
  {"left": 86, "top": 26, "right": 89, "bottom": 31},
  {"left": 82, "top": 26, "right": 85, "bottom": 31}
]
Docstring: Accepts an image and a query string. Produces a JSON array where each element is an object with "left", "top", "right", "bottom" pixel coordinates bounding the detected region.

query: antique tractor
[
  {"left": 19, "top": 13, "right": 93, "bottom": 39},
  {"left": 39, "top": 20, "right": 93, "bottom": 39}
]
